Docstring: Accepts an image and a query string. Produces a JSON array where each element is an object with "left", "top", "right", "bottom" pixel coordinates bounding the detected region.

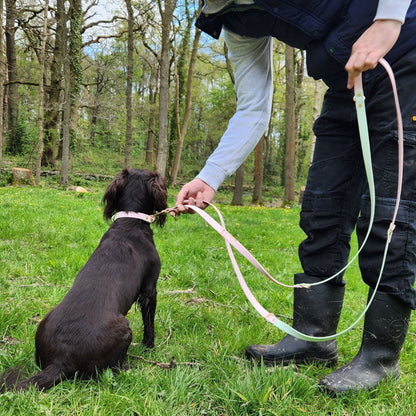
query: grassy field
[{"left": 1, "top": 183, "right": 415, "bottom": 415}]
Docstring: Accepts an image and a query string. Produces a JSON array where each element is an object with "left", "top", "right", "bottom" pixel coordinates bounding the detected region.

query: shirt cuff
[
  {"left": 196, "top": 162, "right": 227, "bottom": 192},
  {"left": 374, "top": 0, "right": 412, "bottom": 23}
]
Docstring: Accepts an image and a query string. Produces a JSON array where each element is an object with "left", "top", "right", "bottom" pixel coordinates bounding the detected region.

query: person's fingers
[
  {"left": 176, "top": 186, "right": 190, "bottom": 206},
  {"left": 347, "top": 74, "right": 356, "bottom": 90},
  {"left": 346, "top": 49, "right": 381, "bottom": 88},
  {"left": 195, "top": 191, "right": 208, "bottom": 209},
  {"left": 174, "top": 179, "right": 215, "bottom": 214},
  {"left": 345, "top": 20, "right": 402, "bottom": 89}
]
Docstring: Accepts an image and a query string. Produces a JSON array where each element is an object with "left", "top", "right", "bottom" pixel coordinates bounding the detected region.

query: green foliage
[
  {"left": 5, "top": 121, "right": 35, "bottom": 156},
  {"left": 1, "top": 3, "right": 320, "bottom": 197},
  {"left": 176, "top": 56, "right": 238, "bottom": 179},
  {"left": 1, "top": 186, "right": 415, "bottom": 415}
]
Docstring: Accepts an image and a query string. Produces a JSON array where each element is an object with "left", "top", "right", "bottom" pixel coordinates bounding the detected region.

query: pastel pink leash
[{"left": 183, "top": 58, "right": 404, "bottom": 342}]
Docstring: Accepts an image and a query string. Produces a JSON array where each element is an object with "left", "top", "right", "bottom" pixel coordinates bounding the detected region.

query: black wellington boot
[
  {"left": 245, "top": 274, "right": 345, "bottom": 367},
  {"left": 319, "top": 289, "right": 411, "bottom": 395}
]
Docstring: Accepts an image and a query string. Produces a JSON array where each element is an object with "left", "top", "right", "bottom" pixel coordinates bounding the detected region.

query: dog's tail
[{"left": 1, "top": 363, "right": 64, "bottom": 392}]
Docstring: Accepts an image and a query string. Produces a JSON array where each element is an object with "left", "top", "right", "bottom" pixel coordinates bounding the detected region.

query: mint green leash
[{"left": 262, "top": 59, "right": 403, "bottom": 341}]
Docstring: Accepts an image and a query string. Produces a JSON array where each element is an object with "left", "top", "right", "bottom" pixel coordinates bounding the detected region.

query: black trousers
[
  {"left": 300, "top": 48, "right": 416, "bottom": 309},
  {"left": 220, "top": 9, "right": 416, "bottom": 308}
]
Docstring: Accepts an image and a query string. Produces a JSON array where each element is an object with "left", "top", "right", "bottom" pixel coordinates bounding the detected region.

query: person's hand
[
  {"left": 345, "top": 19, "right": 402, "bottom": 89},
  {"left": 174, "top": 178, "right": 215, "bottom": 215}
]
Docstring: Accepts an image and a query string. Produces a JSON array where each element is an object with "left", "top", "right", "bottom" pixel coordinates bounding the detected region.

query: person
[{"left": 175, "top": 0, "right": 416, "bottom": 395}]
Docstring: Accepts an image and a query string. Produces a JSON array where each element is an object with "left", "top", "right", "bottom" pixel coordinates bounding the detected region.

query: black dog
[{"left": 0, "top": 168, "right": 167, "bottom": 392}]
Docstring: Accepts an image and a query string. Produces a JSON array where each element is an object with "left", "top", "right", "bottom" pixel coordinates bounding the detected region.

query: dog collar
[{"left": 112, "top": 211, "right": 154, "bottom": 223}]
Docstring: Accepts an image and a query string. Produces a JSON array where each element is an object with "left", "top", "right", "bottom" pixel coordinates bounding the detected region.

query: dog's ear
[
  {"left": 147, "top": 173, "right": 168, "bottom": 227},
  {"left": 103, "top": 169, "right": 129, "bottom": 221}
]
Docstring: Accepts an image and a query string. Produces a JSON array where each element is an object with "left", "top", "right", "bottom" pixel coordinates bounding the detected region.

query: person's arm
[
  {"left": 345, "top": 0, "right": 411, "bottom": 88},
  {"left": 176, "top": 29, "right": 273, "bottom": 212}
]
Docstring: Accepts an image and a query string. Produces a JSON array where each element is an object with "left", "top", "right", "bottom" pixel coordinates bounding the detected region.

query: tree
[
  {"left": 231, "top": 164, "right": 244, "bottom": 205},
  {"left": 283, "top": 44, "right": 296, "bottom": 203},
  {"left": 124, "top": 0, "right": 133, "bottom": 168},
  {"left": 252, "top": 137, "right": 264, "bottom": 204},
  {"left": 145, "top": 64, "right": 158, "bottom": 167},
  {"left": 0, "top": 0, "right": 4, "bottom": 173},
  {"left": 155, "top": 0, "right": 177, "bottom": 176},
  {"left": 61, "top": 29, "right": 71, "bottom": 187},
  {"left": 69, "top": 0, "right": 83, "bottom": 133},
  {"left": 43, "top": 0, "right": 66, "bottom": 167},
  {"left": 5, "top": 0, "right": 18, "bottom": 154},
  {"left": 220, "top": 39, "right": 246, "bottom": 204},
  {"left": 61, "top": 0, "right": 83, "bottom": 186},
  {"left": 309, "top": 80, "right": 324, "bottom": 164},
  {"left": 35, "top": 0, "right": 49, "bottom": 185},
  {"left": 170, "top": 24, "right": 201, "bottom": 184}
]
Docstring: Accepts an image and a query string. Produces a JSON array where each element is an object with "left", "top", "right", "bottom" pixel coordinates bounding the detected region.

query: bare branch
[{"left": 127, "top": 354, "right": 200, "bottom": 369}]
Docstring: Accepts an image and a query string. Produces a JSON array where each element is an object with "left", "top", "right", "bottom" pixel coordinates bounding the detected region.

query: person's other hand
[
  {"left": 345, "top": 19, "right": 402, "bottom": 89},
  {"left": 174, "top": 178, "right": 215, "bottom": 215}
]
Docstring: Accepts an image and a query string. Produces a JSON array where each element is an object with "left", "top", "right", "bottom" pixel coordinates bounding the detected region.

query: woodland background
[
  {"left": 0, "top": 0, "right": 324, "bottom": 204},
  {"left": 3, "top": 4, "right": 416, "bottom": 413}
]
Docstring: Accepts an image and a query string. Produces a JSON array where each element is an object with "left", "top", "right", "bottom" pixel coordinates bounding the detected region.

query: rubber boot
[
  {"left": 246, "top": 273, "right": 345, "bottom": 366},
  {"left": 319, "top": 289, "right": 411, "bottom": 395}
]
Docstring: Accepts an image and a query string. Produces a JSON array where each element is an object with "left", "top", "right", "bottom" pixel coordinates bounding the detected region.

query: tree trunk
[
  {"left": 167, "top": 1, "right": 190, "bottom": 177},
  {"left": 231, "top": 164, "right": 244, "bottom": 206},
  {"left": 35, "top": 0, "right": 49, "bottom": 185},
  {"left": 294, "top": 50, "right": 304, "bottom": 182},
  {"left": 89, "top": 72, "right": 102, "bottom": 147},
  {"left": 223, "top": 40, "right": 235, "bottom": 84},
  {"left": 170, "top": 27, "right": 201, "bottom": 184},
  {"left": 145, "top": 67, "right": 158, "bottom": 167},
  {"left": 0, "top": 0, "right": 4, "bottom": 173},
  {"left": 69, "top": 0, "right": 82, "bottom": 150},
  {"left": 283, "top": 45, "right": 296, "bottom": 203},
  {"left": 43, "top": 0, "right": 65, "bottom": 167},
  {"left": 61, "top": 30, "right": 70, "bottom": 186},
  {"left": 252, "top": 136, "right": 264, "bottom": 204},
  {"left": 5, "top": 0, "right": 18, "bottom": 154},
  {"left": 155, "top": 0, "right": 177, "bottom": 176},
  {"left": 263, "top": 102, "right": 274, "bottom": 180},
  {"left": 310, "top": 80, "right": 324, "bottom": 165},
  {"left": 124, "top": 0, "right": 134, "bottom": 168}
]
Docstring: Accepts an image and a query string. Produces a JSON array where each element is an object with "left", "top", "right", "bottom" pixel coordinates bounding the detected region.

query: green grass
[{"left": 1, "top": 184, "right": 416, "bottom": 415}]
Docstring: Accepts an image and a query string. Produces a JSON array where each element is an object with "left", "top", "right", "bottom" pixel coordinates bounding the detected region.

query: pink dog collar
[{"left": 112, "top": 211, "right": 154, "bottom": 223}]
